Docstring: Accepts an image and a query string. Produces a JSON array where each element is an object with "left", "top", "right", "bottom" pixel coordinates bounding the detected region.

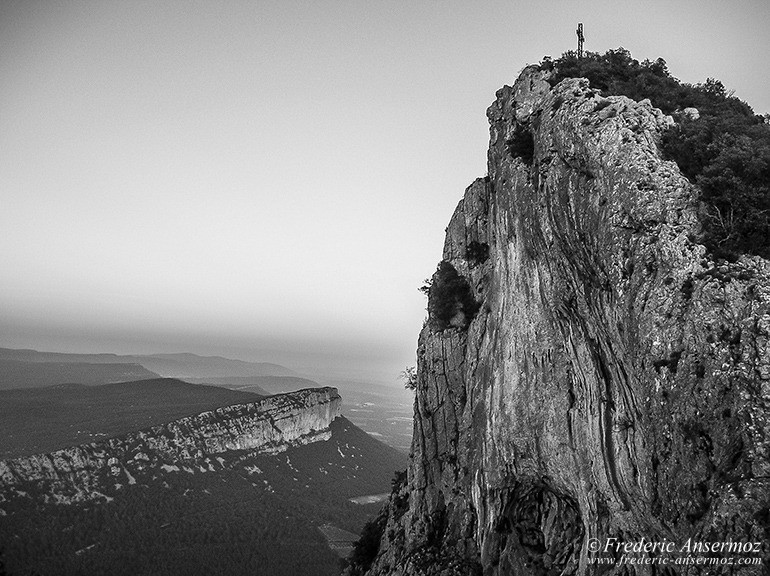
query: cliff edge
[
  {"left": 0, "top": 387, "right": 341, "bottom": 506},
  {"left": 364, "top": 67, "right": 769, "bottom": 575}
]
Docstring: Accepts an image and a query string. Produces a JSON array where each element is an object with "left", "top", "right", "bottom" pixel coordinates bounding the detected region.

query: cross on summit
[{"left": 576, "top": 23, "right": 585, "bottom": 58}]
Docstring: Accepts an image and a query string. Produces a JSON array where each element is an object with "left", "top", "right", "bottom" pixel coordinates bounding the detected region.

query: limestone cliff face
[
  {"left": 366, "top": 68, "right": 769, "bottom": 575},
  {"left": 0, "top": 387, "right": 341, "bottom": 505}
]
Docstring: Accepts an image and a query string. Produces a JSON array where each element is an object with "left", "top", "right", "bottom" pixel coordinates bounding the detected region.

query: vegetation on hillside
[
  {"left": 346, "top": 506, "right": 388, "bottom": 576},
  {"left": 0, "top": 379, "right": 262, "bottom": 459},
  {"left": 420, "top": 261, "right": 480, "bottom": 331},
  {"left": 0, "top": 417, "right": 406, "bottom": 576},
  {"left": 345, "top": 470, "right": 408, "bottom": 576},
  {"left": 541, "top": 49, "right": 770, "bottom": 260}
]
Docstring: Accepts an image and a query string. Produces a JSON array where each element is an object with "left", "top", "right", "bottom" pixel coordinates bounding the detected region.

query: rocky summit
[{"left": 362, "top": 67, "right": 769, "bottom": 575}]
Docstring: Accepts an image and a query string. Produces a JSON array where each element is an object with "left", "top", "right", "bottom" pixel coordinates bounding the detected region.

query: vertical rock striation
[{"left": 366, "top": 67, "right": 769, "bottom": 575}]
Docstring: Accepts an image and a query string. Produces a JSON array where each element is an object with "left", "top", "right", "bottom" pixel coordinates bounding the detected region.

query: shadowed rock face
[
  {"left": 0, "top": 387, "right": 341, "bottom": 505},
  {"left": 365, "top": 67, "right": 769, "bottom": 575}
]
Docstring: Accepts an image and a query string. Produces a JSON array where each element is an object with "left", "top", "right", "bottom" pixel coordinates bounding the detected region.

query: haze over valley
[
  {"left": 2, "top": 1, "right": 768, "bottom": 575},
  {"left": 0, "top": 349, "right": 409, "bottom": 576},
  {"left": 0, "top": 347, "right": 414, "bottom": 458}
]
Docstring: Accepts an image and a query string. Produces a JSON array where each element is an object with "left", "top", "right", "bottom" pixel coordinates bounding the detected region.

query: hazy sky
[{"left": 2, "top": 0, "right": 768, "bottom": 383}]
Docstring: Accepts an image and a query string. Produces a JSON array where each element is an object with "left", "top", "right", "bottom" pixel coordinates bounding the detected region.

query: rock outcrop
[
  {"left": 365, "top": 67, "right": 769, "bottom": 575},
  {"left": 0, "top": 387, "right": 341, "bottom": 505}
]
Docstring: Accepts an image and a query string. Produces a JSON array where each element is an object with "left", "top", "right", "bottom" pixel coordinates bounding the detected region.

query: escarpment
[
  {"left": 0, "top": 387, "right": 341, "bottom": 505},
  {"left": 364, "top": 67, "right": 769, "bottom": 575}
]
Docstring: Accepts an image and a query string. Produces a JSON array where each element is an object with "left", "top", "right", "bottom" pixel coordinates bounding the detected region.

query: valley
[
  {"left": 0, "top": 348, "right": 415, "bottom": 457},
  {"left": 1, "top": 417, "right": 405, "bottom": 576},
  {"left": 0, "top": 351, "right": 411, "bottom": 576},
  {"left": 191, "top": 376, "right": 414, "bottom": 454}
]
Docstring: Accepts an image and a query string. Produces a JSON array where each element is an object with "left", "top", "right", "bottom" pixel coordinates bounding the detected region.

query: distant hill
[
  {"left": 185, "top": 375, "right": 320, "bottom": 396},
  {"left": 0, "top": 347, "right": 131, "bottom": 364},
  {"left": 0, "top": 346, "right": 414, "bottom": 453},
  {"left": 0, "top": 378, "right": 262, "bottom": 458},
  {"left": 129, "top": 353, "right": 298, "bottom": 379},
  {"left": 0, "top": 358, "right": 159, "bottom": 390},
  {"left": 0, "top": 415, "right": 406, "bottom": 576},
  {"left": 0, "top": 348, "right": 297, "bottom": 383}
]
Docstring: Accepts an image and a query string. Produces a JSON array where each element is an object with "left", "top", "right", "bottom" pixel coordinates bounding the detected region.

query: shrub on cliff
[
  {"left": 400, "top": 366, "right": 418, "bottom": 390},
  {"left": 543, "top": 49, "right": 770, "bottom": 260},
  {"left": 546, "top": 49, "right": 683, "bottom": 114},
  {"left": 465, "top": 240, "right": 490, "bottom": 264},
  {"left": 346, "top": 504, "right": 388, "bottom": 575},
  {"left": 421, "top": 261, "right": 480, "bottom": 331},
  {"left": 345, "top": 470, "right": 409, "bottom": 575},
  {"left": 661, "top": 90, "right": 770, "bottom": 259},
  {"left": 505, "top": 124, "right": 535, "bottom": 164}
]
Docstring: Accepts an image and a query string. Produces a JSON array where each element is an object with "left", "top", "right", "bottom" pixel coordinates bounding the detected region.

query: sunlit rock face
[
  {"left": 366, "top": 67, "right": 769, "bottom": 575},
  {"left": 0, "top": 387, "right": 341, "bottom": 504}
]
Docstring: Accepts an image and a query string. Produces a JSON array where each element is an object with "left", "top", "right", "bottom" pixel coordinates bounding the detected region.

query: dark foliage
[
  {"left": 680, "top": 277, "right": 695, "bottom": 300},
  {"left": 0, "top": 418, "right": 406, "bottom": 576},
  {"left": 347, "top": 470, "right": 409, "bottom": 576},
  {"left": 652, "top": 350, "right": 683, "bottom": 374},
  {"left": 544, "top": 49, "right": 770, "bottom": 260},
  {"left": 391, "top": 470, "right": 407, "bottom": 492},
  {"left": 424, "top": 261, "right": 480, "bottom": 331},
  {"left": 347, "top": 508, "right": 388, "bottom": 576},
  {"left": 0, "top": 379, "right": 262, "bottom": 459},
  {"left": 505, "top": 124, "right": 535, "bottom": 164},
  {"left": 547, "top": 49, "right": 682, "bottom": 114},
  {"left": 390, "top": 469, "right": 409, "bottom": 517},
  {"left": 465, "top": 241, "right": 490, "bottom": 264}
]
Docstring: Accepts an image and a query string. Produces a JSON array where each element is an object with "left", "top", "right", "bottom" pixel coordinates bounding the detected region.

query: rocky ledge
[
  {"left": 362, "top": 67, "right": 769, "bottom": 575},
  {"left": 0, "top": 387, "right": 341, "bottom": 505}
]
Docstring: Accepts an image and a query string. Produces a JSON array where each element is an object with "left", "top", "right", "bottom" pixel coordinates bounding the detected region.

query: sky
[{"left": 1, "top": 0, "right": 768, "bottom": 384}]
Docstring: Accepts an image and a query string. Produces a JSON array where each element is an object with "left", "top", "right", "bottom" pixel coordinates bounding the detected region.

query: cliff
[
  {"left": 364, "top": 67, "right": 769, "bottom": 575},
  {"left": 0, "top": 387, "right": 341, "bottom": 506}
]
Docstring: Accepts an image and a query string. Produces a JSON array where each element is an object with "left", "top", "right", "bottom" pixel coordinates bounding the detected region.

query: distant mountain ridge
[
  {"left": 186, "top": 375, "right": 320, "bottom": 396},
  {"left": 0, "top": 346, "right": 416, "bottom": 456},
  {"left": 0, "top": 358, "right": 159, "bottom": 390},
  {"left": 130, "top": 352, "right": 298, "bottom": 378},
  {"left": 0, "top": 347, "right": 298, "bottom": 390}
]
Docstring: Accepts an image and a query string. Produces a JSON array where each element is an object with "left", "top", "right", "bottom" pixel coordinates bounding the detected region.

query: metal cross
[{"left": 576, "top": 23, "right": 584, "bottom": 58}]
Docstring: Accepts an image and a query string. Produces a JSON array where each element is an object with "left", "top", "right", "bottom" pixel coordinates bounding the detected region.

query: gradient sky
[{"left": 2, "top": 0, "right": 768, "bottom": 383}]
